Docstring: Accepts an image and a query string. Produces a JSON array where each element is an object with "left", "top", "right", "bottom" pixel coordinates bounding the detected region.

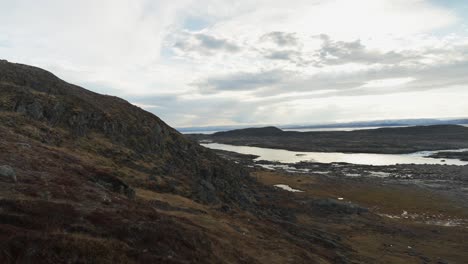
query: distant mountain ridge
[
  {"left": 191, "top": 124, "right": 468, "bottom": 154},
  {"left": 284, "top": 118, "right": 468, "bottom": 130},
  {"left": 213, "top": 126, "right": 283, "bottom": 137},
  {"left": 178, "top": 118, "right": 468, "bottom": 134}
]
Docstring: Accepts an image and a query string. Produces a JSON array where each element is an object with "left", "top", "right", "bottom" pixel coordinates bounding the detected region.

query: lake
[
  {"left": 282, "top": 126, "right": 408, "bottom": 132},
  {"left": 201, "top": 143, "right": 468, "bottom": 166}
]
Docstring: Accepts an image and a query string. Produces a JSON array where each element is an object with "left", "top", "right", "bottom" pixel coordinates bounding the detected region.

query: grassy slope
[{"left": 0, "top": 113, "right": 340, "bottom": 263}]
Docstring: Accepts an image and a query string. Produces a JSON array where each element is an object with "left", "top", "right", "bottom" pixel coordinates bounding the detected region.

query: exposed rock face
[
  {"left": 0, "top": 165, "right": 16, "bottom": 182},
  {"left": 0, "top": 59, "right": 254, "bottom": 206}
]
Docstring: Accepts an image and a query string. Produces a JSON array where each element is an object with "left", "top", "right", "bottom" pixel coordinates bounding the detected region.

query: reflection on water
[
  {"left": 282, "top": 126, "right": 407, "bottom": 132},
  {"left": 201, "top": 143, "right": 468, "bottom": 166},
  {"left": 284, "top": 124, "right": 468, "bottom": 132}
]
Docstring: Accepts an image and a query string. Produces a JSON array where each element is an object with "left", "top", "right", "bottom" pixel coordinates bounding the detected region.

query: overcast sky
[{"left": 1, "top": 0, "right": 468, "bottom": 127}]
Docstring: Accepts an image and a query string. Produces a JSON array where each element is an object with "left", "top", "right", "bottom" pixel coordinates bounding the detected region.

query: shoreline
[
  {"left": 201, "top": 142, "right": 468, "bottom": 166},
  {"left": 212, "top": 148, "right": 468, "bottom": 213}
]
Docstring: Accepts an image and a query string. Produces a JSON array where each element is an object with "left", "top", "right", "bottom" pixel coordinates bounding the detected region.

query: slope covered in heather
[
  {"left": 0, "top": 59, "right": 257, "bottom": 206},
  {"left": 0, "top": 60, "right": 353, "bottom": 263}
]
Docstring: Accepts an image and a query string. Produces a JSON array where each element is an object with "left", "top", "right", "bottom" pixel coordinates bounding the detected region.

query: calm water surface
[
  {"left": 201, "top": 143, "right": 468, "bottom": 166},
  {"left": 282, "top": 126, "right": 407, "bottom": 132}
]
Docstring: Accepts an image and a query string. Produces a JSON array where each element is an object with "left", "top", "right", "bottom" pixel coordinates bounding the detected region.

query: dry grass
[{"left": 254, "top": 169, "right": 468, "bottom": 263}]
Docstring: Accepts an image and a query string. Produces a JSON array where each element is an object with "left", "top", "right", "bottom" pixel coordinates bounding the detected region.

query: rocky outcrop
[{"left": 0, "top": 165, "right": 16, "bottom": 182}]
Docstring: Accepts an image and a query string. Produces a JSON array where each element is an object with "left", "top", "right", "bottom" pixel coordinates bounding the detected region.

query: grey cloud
[
  {"left": 316, "top": 34, "right": 416, "bottom": 66},
  {"left": 195, "top": 70, "right": 287, "bottom": 93},
  {"left": 264, "top": 50, "right": 301, "bottom": 61},
  {"left": 260, "top": 34, "right": 415, "bottom": 67},
  {"left": 173, "top": 33, "right": 240, "bottom": 56},
  {"left": 195, "top": 66, "right": 371, "bottom": 97},
  {"left": 194, "top": 53, "right": 468, "bottom": 100},
  {"left": 261, "top": 31, "right": 298, "bottom": 46},
  {"left": 194, "top": 34, "right": 239, "bottom": 52},
  {"left": 302, "top": 60, "right": 468, "bottom": 98}
]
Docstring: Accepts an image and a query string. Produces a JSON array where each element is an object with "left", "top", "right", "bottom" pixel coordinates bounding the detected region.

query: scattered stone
[
  {"left": 16, "top": 142, "right": 31, "bottom": 149},
  {"left": 200, "top": 179, "right": 216, "bottom": 191},
  {"left": 420, "top": 255, "right": 431, "bottom": 263},
  {"left": 0, "top": 165, "right": 17, "bottom": 182}
]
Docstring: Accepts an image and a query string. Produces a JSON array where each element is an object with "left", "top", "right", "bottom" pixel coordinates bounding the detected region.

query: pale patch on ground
[
  {"left": 313, "top": 171, "right": 330, "bottom": 175},
  {"left": 274, "top": 184, "right": 304, "bottom": 192},
  {"left": 259, "top": 164, "right": 310, "bottom": 173},
  {"left": 378, "top": 211, "right": 468, "bottom": 227},
  {"left": 368, "top": 171, "right": 392, "bottom": 178},
  {"left": 345, "top": 173, "right": 361, "bottom": 177}
]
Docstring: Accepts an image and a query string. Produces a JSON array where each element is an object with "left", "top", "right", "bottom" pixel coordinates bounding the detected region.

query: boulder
[{"left": 0, "top": 165, "right": 17, "bottom": 182}]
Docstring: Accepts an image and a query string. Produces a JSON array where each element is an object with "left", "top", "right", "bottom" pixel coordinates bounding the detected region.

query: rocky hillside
[
  {"left": 0, "top": 60, "right": 275, "bottom": 263},
  {"left": 2, "top": 60, "right": 365, "bottom": 264},
  {"left": 0, "top": 59, "right": 254, "bottom": 206}
]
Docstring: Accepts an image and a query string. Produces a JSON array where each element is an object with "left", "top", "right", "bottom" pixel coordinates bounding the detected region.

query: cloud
[
  {"left": 261, "top": 31, "right": 298, "bottom": 46},
  {"left": 315, "top": 34, "right": 416, "bottom": 66},
  {"left": 173, "top": 32, "right": 240, "bottom": 56},
  {"left": 194, "top": 70, "right": 287, "bottom": 94},
  {"left": 193, "top": 38, "right": 468, "bottom": 99},
  {"left": 263, "top": 50, "right": 302, "bottom": 62}
]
